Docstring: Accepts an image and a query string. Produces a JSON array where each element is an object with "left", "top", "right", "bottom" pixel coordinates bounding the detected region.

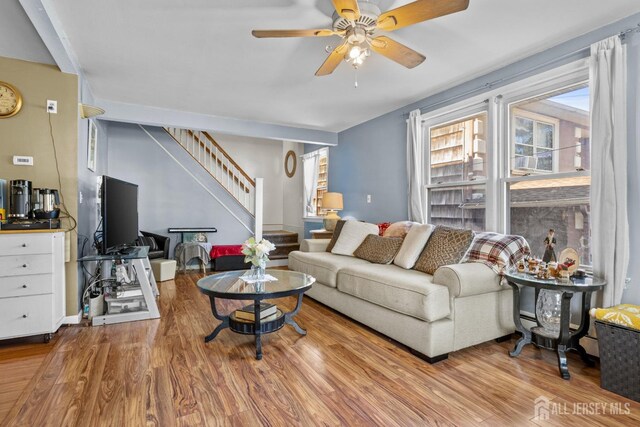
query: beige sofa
[{"left": 289, "top": 238, "right": 515, "bottom": 362}]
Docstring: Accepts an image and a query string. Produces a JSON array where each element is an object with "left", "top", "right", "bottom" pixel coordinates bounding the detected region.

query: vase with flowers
[{"left": 241, "top": 237, "right": 276, "bottom": 280}]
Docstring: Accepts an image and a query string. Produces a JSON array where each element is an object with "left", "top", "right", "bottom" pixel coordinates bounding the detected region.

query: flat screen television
[{"left": 100, "top": 176, "right": 139, "bottom": 254}]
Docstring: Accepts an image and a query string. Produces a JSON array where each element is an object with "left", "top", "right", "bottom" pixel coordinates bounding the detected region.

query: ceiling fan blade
[
  {"left": 377, "top": 0, "right": 469, "bottom": 32},
  {"left": 252, "top": 29, "right": 343, "bottom": 38},
  {"left": 315, "top": 43, "right": 349, "bottom": 76},
  {"left": 371, "top": 36, "right": 426, "bottom": 69},
  {"left": 332, "top": 0, "right": 360, "bottom": 21}
]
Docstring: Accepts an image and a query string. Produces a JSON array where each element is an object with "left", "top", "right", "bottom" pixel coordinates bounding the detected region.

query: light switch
[{"left": 367, "top": 195, "right": 372, "bottom": 203}]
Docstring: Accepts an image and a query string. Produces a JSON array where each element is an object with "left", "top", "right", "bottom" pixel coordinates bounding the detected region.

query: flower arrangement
[{"left": 241, "top": 237, "right": 276, "bottom": 267}]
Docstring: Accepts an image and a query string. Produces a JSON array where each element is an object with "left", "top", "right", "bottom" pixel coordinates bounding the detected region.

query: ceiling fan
[{"left": 252, "top": 0, "right": 470, "bottom": 76}]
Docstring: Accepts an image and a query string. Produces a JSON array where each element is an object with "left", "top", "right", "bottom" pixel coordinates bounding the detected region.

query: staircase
[
  {"left": 164, "top": 127, "right": 255, "bottom": 215},
  {"left": 264, "top": 230, "right": 300, "bottom": 261}
]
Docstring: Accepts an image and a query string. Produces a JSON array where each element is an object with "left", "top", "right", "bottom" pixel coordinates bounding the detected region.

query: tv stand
[{"left": 78, "top": 246, "right": 160, "bottom": 325}]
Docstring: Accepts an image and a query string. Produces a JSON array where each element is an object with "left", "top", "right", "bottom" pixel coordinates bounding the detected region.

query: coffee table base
[{"left": 204, "top": 293, "right": 307, "bottom": 360}]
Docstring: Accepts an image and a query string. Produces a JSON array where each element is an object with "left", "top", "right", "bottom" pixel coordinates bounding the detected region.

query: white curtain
[
  {"left": 590, "top": 35, "right": 629, "bottom": 306},
  {"left": 407, "top": 109, "right": 425, "bottom": 223},
  {"left": 302, "top": 153, "right": 319, "bottom": 216}
]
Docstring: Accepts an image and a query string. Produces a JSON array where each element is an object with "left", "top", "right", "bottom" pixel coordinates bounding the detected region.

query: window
[
  {"left": 302, "top": 147, "right": 329, "bottom": 218},
  {"left": 512, "top": 110, "right": 558, "bottom": 173},
  {"left": 425, "top": 109, "right": 488, "bottom": 231},
  {"left": 419, "top": 61, "right": 591, "bottom": 267},
  {"left": 509, "top": 84, "right": 590, "bottom": 176},
  {"left": 506, "top": 83, "right": 591, "bottom": 266}
]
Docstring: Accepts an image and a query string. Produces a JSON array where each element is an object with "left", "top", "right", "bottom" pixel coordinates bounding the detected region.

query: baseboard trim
[{"left": 63, "top": 311, "right": 83, "bottom": 325}]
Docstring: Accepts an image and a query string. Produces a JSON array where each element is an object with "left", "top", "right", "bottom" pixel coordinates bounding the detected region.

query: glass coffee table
[{"left": 197, "top": 269, "right": 315, "bottom": 360}]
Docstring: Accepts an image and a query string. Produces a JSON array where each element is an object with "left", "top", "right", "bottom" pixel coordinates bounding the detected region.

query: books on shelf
[{"left": 234, "top": 302, "right": 277, "bottom": 321}]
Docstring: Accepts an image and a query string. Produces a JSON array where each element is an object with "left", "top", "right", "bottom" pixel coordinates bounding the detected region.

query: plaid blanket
[{"left": 462, "top": 232, "right": 530, "bottom": 274}]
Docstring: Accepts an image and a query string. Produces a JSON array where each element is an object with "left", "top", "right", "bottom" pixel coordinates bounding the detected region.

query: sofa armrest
[
  {"left": 300, "top": 239, "right": 330, "bottom": 253},
  {"left": 432, "top": 262, "right": 502, "bottom": 298}
]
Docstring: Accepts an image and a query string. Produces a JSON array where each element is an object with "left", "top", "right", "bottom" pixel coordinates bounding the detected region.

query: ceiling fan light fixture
[{"left": 348, "top": 45, "right": 362, "bottom": 59}]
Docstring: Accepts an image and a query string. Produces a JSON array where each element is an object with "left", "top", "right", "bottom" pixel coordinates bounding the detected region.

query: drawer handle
[
  {"left": 22, "top": 284, "right": 28, "bottom": 288},
  {"left": 22, "top": 243, "right": 27, "bottom": 248},
  {"left": 22, "top": 314, "right": 28, "bottom": 318},
  {"left": 22, "top": 264, "right": 28, "bottom": 268}
]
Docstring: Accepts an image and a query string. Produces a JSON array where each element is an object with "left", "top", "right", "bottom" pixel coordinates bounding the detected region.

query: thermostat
[{"left": 13, "top": 156, "right": 33, "bottom": 166}]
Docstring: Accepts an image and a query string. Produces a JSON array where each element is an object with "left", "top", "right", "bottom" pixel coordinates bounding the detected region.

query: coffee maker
[
  {"left": 9, "top": 180, "right": 31, "bottom": 219},
  {"left": 31, "top": 188, "right": 60, "bottom": 219}
]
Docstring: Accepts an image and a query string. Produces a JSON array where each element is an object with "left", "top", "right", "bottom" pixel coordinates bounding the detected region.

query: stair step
[
  {"left": 271, "top": 242, "right": 300, "bottom": 259},
  {"left": 263, "top": 230, "right": 298, "bottom": 245}
]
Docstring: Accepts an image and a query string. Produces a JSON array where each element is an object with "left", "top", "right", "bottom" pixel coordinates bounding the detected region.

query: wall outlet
[
  {"left": 46, "top": 100, "right": 57, "bottom": 114},
  {"left": 367, "top": 194, "right": 372, "bottom": 203}
]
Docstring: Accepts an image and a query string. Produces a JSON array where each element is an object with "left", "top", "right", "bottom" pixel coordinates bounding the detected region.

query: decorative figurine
[{"left": 542, "top": 229, "right": 557, "bottom": 263}]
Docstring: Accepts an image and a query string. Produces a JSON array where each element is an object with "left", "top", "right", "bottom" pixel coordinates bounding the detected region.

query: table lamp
[{"left": 321, "top": 192, "right": 343, "bottom": 231}]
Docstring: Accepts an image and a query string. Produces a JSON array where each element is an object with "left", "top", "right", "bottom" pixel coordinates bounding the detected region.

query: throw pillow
[
  {"left": 353, "top": 234, "right": 404, "bottom": 264},
  {"left": 393, "top": 224, "right": 435, "bottom": 269},
  {"left": 331, "top": 220, "right": 380, "bottom": 256},
  {"left": 137, "top": 235, "right": 158, "bottom": 251},
  {"left": 462, "top": 232, "right": 530, "bottom": 274},
  {"left": 413, "top": 226, "right": 474, "bottom": 275},
  {"left": 383, "top": 221, "right": 417, "bottom": 238},
  {"left": 377, "top": 222, "right": 391, "bottom": 236},
  {"left": 326, "top": 220, "right": 346, "bottom": 253}
]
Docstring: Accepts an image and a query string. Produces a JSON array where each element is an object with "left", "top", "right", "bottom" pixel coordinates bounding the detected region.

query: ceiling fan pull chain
[{"left": 354, "top": 68, "right": 358, "bottom": 88}]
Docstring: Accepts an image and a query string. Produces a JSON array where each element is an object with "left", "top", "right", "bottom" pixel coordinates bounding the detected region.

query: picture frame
[{"left": 87, "top": 119, "right": 98, "bottom": 172}]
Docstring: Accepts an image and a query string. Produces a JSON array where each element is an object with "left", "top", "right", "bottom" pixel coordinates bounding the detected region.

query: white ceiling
[{"left": 48, "top": 0, "right": 640, "bottom": 132}]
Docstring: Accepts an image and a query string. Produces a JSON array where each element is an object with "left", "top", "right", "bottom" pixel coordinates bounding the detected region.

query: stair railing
[{"left": 164, "top": 127, "right": 255, "bottom": 215}]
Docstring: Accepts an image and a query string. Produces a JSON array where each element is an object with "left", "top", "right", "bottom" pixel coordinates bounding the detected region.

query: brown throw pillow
[
  {"left": 326, "top": 220, "right": 346, "bottom": 253},
  {"left": 413, "top": 226, "right": 474, "bottom": 274},
  {"left": 353, "top": 234, "right": 404, "bottom": 264}
]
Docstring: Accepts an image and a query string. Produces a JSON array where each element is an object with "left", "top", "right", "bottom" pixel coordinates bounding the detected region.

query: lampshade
[{"left": 322, "top": 192, "right": 343, "bottom": 211}]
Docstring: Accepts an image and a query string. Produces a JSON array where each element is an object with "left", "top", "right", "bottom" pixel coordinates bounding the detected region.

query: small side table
[
  {"left": 504, "top": 270, "right": 606, "bottom": 379},
  {"left": 175, "top": 242, "right": 210, "bottom": 273},
  {"left": 311, "top": 229, "right": 333, "bottom": 239}
]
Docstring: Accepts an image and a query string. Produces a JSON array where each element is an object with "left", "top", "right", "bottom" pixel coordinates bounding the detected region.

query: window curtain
[
  {"left": 302, "top": 153, "right": 319, "bottom": 216},
  {"left": 590, "top": 35, "right": 629, "bottom": 306},
  {"left": 407, "top": 109, "right": 425, "bottom": 223}
]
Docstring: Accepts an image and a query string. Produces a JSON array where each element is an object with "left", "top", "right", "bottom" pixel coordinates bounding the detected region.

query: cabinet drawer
[
  {"left": 0, "top": 294, "right": 52, "bottom": 339},
  {"left": 0, "top": 254, "right": 53, "bottom": 277},
  {"left": 0, "top": 234, "right": 53, "bottom": 256},
  {"left": 0, "top": 274, "right": 53, "bottom": 298}
]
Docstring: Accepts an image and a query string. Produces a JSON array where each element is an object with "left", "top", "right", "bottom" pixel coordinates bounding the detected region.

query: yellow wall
[{"left": 0, "top": 56, "right": 79, "bottom": 316}]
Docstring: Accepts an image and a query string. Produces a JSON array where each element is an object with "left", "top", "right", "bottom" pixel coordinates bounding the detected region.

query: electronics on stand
[
  {"left": 9, "top": 179, "right": 31, "bottom": 218},
  {"left": 0, "top": 179, "right": 62, "bottom": 230},
  {"left": 97, "top": 175, "right": 139, "bottom": 255}
]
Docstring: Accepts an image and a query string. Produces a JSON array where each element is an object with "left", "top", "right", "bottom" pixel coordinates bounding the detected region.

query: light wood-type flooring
[{"left": 1, "top": 271, "right": 639, "bottom": 426}]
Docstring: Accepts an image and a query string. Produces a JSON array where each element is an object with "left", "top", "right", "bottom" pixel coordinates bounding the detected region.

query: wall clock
[{"left": 0, "top": 81, "right": 23, "bottom": 118}]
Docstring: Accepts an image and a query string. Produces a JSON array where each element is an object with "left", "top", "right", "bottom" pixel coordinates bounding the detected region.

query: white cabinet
[{"left": 0, "top": 231, "right": 65, "bottom": 342}]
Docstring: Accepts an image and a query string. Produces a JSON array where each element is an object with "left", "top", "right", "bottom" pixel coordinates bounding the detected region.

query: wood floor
[{"left": 1, "top": 271, "right": 639, "bottom": 426}]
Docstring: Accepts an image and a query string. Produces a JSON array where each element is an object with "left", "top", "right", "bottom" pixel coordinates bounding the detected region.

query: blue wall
[
  {"left": 328, "top": 16, "right": 640, "bottom": 304},
  {"left": 105, "top": 123, "right": 253, "bottom": 258}
]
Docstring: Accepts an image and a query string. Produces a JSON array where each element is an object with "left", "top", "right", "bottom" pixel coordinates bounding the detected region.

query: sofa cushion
[
  {"left": 394, "top": 224, "right": 434, "bottom": 269},
  {"left": 353, "top": 234, "right": 403, "bottom": 264},
  {"left": 331, "top": 221, "right": 379, "bottom": 256},
  {"left": 288, "top": 251, "right": 371, "bottom": 288},
  {"left": 414, "top": 226, "right": 474, "bottom": 275},
  {"left": 337, "top": 264, "right": 450, "bottom": 322},
  {"left": 325, "top": 220, "right": 346, "bottom": 253}
]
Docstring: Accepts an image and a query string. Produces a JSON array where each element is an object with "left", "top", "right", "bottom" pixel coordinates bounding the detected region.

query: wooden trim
[
  {"left": 199, "top": 131, "right": 256, "bottom": 186},
  {"left": 163, "top": 128, "right": 253, "bottom": 194},
  {"left": 187, "top": 131, "right": 254, "bottom": 193}
]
